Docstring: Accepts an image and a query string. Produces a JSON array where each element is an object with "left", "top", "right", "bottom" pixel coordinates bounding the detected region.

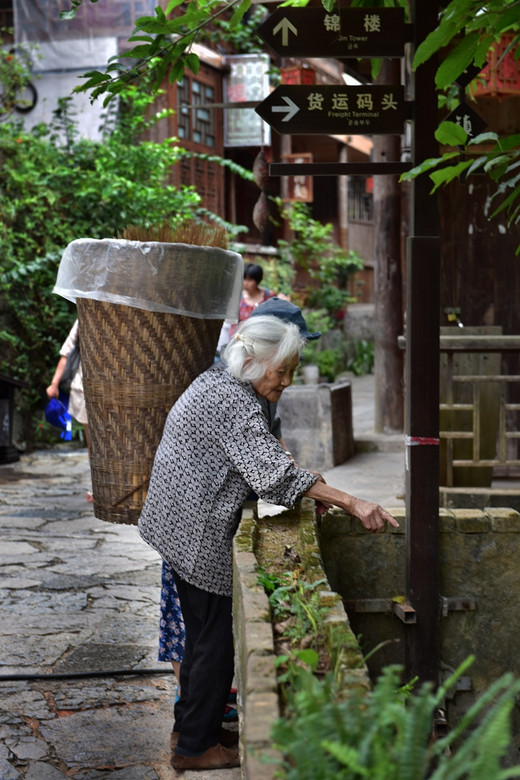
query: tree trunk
[{"left": 373, "top": 59, "right": 404, "bottom": 433}]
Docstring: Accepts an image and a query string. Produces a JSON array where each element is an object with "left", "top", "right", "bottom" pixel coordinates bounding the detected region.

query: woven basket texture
[{"left": 77, "top": 298, "right": 222, "bottom": 525}]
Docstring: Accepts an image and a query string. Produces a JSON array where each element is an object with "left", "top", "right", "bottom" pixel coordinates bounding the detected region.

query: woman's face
[
  {"left": 252, "top": 354, "right": 300, "bottom": 403},
  {"left": 243, "top": 276, "right": 259, "bottom": 295}
]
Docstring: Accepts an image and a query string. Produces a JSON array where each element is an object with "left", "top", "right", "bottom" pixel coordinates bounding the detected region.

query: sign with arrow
[
  {"left": 257, "top": 7, "right": 408, "bottom": 59},
  {"left": 255, "top": 85, "right": 408, "bottom": 136}
]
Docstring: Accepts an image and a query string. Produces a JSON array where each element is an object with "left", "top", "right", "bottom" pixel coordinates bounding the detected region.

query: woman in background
[
  {"left": 46, "top": 320, "right": 91, "bottom": 500},
  {"left": 227, "top": 262, "right": 289, "bottom": 340},
  {"left": 46, "top": 320, "right": 89, "bottom": 450}
]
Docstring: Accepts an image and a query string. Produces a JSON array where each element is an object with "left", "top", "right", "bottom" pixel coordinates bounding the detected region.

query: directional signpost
[
  {"left": 256, "top": 85, "right": 408, "bottom": 136},
  {"left": 257, "top": 6, "right": 409, "bottom": 59},
  {"left": 254, "top": 2, "right": 443, "bottom": 686}
]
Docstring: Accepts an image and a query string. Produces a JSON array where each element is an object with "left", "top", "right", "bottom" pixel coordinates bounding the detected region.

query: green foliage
[
  {"left": 60, "top": 1, "right": 345, "bottom": 103},
  {"left": 0, "top": 83, "right": 250, "bottom": 443},
  {"left": 70, "top": 0, "right": 255, "bottom": 104},
  {"left": 301, "top": 308, "right": 336, "bottom": 337},
  {"left": 299, "top": 309, "right": 342, "bottom": 375},
  {"left": 398, "top": 1, "right": 520, "bottom": 249},
  {"left": 347, "top": 340, "right": 375, "bottom": 376},
  {"left": 276, "top": 200, "right": 364, "bottom": 310},
  {"left": 0, "top": 32, "right": 33, "bottom": 118},
  {"left": 412, "top": 1, "right": 520, "bottom": 91},
  {"left": 259, "top": 254, "right": 295, "bottom": 299},
  {"left": 260, "top": 568, "right": 328, "bottom": 648},
  {"left": 200, "top": 3, "right": 267, "bottom": 52},
  {"left": 271, "top": 655, "right": 520, "bottom": 780},
  {"left": 256, "top": 567, "right": 284, "bottom": 595},
  {"left": 401, "top": 125, "right": 520, "bottom": 253},
  {"left": 312, "top": 348, "right": 342, "bottom": 382},
  {"left": 299, "top": 310, "right": 350, "bottom": 381}
]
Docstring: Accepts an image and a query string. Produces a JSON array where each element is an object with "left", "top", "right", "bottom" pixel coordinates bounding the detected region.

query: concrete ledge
[
  {"left": 441, "top": 486, "right": 520, "bottom": 512},
  {"left": 233, "top": 508, "right": 280, "bottom": 780},
  {"left": 277, "top": 382, "right": 354, "bottom": 471},
  {"left": 355, "top": 433, "right": 405, "bottom": 454},
  {"left": 232, "top": 499, "right": 370, "bottom": 779}
]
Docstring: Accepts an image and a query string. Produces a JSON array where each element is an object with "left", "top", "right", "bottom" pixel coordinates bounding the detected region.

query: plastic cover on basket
[{"left": 53, "top": 238, "right": 243, "bottom": 320}]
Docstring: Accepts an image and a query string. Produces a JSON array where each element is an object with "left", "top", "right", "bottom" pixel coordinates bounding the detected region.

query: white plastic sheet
[{"left": 54, "top": 238, "right": 243, "bottom": 321}]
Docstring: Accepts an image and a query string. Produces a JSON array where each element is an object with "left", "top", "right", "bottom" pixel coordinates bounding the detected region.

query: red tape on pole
[{"left": 405, "top": 436, "right": 440, "bottom": 446}]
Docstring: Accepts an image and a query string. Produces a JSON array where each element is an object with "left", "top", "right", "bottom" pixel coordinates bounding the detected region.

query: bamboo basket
[
  {"left": 77, "top": 299, "right": 222, "bottom": 524},
  {"left": 55, "top": 236, "right": 242, "bottom": 524}
]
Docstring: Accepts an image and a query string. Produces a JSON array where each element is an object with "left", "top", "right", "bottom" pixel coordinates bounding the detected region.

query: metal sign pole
[
  {"left": 256, "top": 0, "right": 442, "bottom": 683},
  {"left": 404, "top": 0, "right": 441, "bottom": 684}
]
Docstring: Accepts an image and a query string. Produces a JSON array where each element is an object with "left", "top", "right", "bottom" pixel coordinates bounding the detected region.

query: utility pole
[
  {"left": 404, "top": 0, "right": 441, "bottom": 684},
  {"left": 257, "top": 0, "right": 442, "bottom": 682}
]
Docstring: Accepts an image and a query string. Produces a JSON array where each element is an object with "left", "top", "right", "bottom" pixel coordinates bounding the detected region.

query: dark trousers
[{"left": 171, "top": 569, "right": 235, "bottom": 755}]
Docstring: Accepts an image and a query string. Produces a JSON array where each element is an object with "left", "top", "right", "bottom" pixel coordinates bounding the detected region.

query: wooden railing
[{"left": 440, "top": 335, "right": 520, "bottom": 487}]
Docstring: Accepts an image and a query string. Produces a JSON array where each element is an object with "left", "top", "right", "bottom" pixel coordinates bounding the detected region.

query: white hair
[{"left": 223, "top": 315, "right": 305, "bottom": 382}]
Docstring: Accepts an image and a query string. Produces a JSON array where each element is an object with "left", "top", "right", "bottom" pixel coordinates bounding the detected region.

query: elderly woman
[{"left": 138, "top": 312, "right": 398, "bottom": 772}]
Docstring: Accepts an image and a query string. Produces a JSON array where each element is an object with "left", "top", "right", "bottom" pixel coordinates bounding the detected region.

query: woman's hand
[
  {"left": 348, "top": 497, "right": 399, "bottom": 533},
  {"left": 46, "top": 355, "right": 68, "bottom": 400},
  {"left": 46, "top": 380, "right": 60, "bottom": 400},
  {"left": 304, "top": 480, "right": 399, "bottom": 532}
]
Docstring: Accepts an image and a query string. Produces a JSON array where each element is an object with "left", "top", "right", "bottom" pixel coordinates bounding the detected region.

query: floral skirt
[{"left": 158, "top": 560, "right": 186, "bottom": 663}]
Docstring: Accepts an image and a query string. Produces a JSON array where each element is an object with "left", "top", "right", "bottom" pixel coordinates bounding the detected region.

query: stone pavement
[
  {"left": 324, "top": 372, "right": 406, "bottom": 510},
  {"left": 0, "top": 373, "right": 404, "bottom": 780}
]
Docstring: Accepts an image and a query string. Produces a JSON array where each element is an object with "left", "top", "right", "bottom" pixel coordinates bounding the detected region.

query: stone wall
[
  {"left": 318, "top": 505, "right": 520, "bottom": 752},
  {"left": 232, "top": 500, "right": 370, "bottom": 780},
  {"left": 233, "top": 505, "right": 280, "bottom": 780}
]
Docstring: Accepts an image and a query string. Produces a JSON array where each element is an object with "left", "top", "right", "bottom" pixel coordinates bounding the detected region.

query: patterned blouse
[
  {"left": 138, "top": 364, "right": 317, "bottom": 597},
  {"left": 228, "top": 288, "right": 276, "bottom": 338}
]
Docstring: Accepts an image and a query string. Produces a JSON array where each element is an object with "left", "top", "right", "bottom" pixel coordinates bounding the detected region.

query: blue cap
[{"left": 250, "top": 297, "right": 321, "bottom": 340}]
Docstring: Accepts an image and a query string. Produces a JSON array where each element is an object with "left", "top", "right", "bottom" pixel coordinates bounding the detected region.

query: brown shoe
[
  {"left": 170, "top": 727, "right": 238, "bottom": 750},
  {"left": 171, "top": 743, "right": 240, "bottom": 771}
]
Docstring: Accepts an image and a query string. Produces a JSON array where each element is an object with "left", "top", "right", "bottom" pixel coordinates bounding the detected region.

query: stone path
[
  {"left": 0, "top": 449, "right": 240, "bottom": 780},
  {"left": 0, "top": 372, "right": 406, "bottom": 779}
]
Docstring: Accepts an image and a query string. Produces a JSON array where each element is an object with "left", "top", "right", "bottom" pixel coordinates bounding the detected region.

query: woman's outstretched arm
[{"left": 304, "top": 480, "right": 399, "bottom": 533}]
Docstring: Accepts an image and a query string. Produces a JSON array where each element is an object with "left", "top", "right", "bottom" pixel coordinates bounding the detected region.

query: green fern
[
  {"left": 398, "top": 681, "right": 436, "bottom": 780},
  {"left": 271, "top": 657, "right": 520, "bottom": 780},
  {"left": 321, "top": 741, "right": 370, "bottom": 777}
]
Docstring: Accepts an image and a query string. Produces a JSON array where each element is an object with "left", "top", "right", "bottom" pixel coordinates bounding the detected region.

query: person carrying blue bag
[
  {"left": 46, "top": 319, "right": 92, "bottom": 501},
  {"left": 46, "top": 320, "right": 89, "bottom": 449}
]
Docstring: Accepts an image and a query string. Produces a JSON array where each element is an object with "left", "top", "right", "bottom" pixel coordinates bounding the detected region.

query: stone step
[{"left": 355, "top": 433, "right": 404, "bottom": 454}]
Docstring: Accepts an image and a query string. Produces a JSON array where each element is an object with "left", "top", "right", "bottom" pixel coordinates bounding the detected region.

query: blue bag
[{"left": 45, "top": 393, "right": 73, "bottom": 441}]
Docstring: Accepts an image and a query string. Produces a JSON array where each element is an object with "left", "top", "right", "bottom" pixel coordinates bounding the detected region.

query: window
[
  {"left": 0, "top": 0, "right": 13, "bottom": 32},
  {"left": 177, "top": 78, "right": 216, "bottom": 148},
  {"left": 348, "top": 177, "right": 373, "bottom": 222},
  {"left": 163, "top": 64, "right": 224, "bottom": 217}
]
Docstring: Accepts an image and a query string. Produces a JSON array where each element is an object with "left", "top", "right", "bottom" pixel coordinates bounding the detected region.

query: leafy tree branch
[{"left": 400, "top": 0, "right": 520, "bottom": 245}]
